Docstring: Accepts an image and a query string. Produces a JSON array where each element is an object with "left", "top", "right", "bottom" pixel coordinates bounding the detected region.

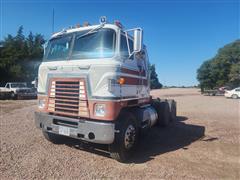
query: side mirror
[
  {"left": 125, "top": 28, "right": 143, "bottom": 58},
  {"left": 133, "top": 28, "right": 143, "bottom": 53}
]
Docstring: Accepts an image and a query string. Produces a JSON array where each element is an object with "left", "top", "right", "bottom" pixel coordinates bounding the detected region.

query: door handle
[
  {"left": 78, "top": 65, "right": 90, "bottom": 70},
  {"left": 48, "top": 66, "right": 58, "bottom": 70}
]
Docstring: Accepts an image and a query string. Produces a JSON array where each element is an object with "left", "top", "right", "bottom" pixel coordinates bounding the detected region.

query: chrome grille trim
[{"left": 47, "top": 79, "right": 89, "bottom": 117}]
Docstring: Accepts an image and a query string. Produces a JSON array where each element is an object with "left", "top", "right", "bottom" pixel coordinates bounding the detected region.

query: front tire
[
  {"left": 109, "top": 111, "right": 139, "bottom": 162},
  {"left": 10, "top": 92, "right": 16, "bottom": 100},
  {"left": 232, "top": 94, "right": 238, "bottom": 99}
]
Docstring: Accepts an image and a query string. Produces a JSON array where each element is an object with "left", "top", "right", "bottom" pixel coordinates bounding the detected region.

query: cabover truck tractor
[{"left": 35, "top": 17, "right": 176, "bottom": 162}]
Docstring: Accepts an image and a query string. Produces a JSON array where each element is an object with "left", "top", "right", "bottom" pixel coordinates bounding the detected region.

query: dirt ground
[{"left": 0, "top": 88, "right": 239, "bottom": 179}]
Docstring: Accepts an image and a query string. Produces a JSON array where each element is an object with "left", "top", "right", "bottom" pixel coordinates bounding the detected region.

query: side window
[
  {"left": 136, "top": 50, "right": 146, "bottom": 61},
  {"left": 120, "top": 34, "right": 134, "bottom": 59},
  {"left": 235, "top": 88, "right": 240, "bottom": 92},
  {"left": 136, "top": 50, "right": 147, "bottom": 72},
  {"left": 6, "top": 84, "right": 10, "bottom": 88},
  {"left": 46, "top": 35, "right": 72, "bottom": 60},
  {"left": 120, "top": 34, "right": 129, "bottom": 57},
  {"left": 128, "top": 38, "right": 133, "bottom": 53}
]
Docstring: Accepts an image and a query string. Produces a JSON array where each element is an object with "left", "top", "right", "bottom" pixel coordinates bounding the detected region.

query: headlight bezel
[{"left": 94, "top": 104, "right": 106, "bottom": 117}]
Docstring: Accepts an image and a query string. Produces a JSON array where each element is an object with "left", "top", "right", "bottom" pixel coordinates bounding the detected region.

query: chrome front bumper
[{"left": 35, "top": 112, "right": 115, "bottom": 144}]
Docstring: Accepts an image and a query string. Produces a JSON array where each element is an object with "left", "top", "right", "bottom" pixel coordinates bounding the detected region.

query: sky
[{"left": 0, "top": 0, "right": 239, "bottom": 86}]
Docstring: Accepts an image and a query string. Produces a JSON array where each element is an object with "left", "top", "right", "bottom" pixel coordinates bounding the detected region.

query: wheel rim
[{"left": 124, "top": 124, "right": 136, "bottom": 149}]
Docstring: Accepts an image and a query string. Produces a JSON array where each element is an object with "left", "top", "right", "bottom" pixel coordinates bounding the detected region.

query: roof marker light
[
  {"left": 114, "top": 20, "right": 123, "bottom": 29},
  {"left": 99, "top": 16, "right": 107, "bottom": 24},
  {"left": 83, "top": 22, "right": 90, "bottom": 27}
]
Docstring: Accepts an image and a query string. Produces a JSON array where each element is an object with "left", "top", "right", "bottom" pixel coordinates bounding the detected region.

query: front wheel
[
  {"left": 232, "top": 94, "right": 238, "bottom": 99},
  {"left": 109, "top": 112, "right": 139, "bottom": 162},
  {"left": 10, "top": 92, "right": 16, "bottom": 99}
]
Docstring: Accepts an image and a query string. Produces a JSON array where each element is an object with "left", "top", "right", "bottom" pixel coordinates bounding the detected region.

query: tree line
[
  {"left": 149, "top": 64, "right": 162, "bottom": 89},
  {"left": 0, "top": 26, "right": 162, "bottom": 89},
  {"left": 0, "top": 26, "right": 45, "bottom": 84},
  {"left": 197, "top": 40, "right": 240, "bottom": 90}
]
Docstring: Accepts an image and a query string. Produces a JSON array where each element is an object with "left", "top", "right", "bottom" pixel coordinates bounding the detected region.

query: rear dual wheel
[
  {"left": 168, "top": 99, "right": 177, "bottom": 122},
  {"left": 151, "top": 99, "right": 177, "bottom": 127}
]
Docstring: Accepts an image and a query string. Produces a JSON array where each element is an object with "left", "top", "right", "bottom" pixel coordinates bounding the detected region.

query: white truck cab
[
  {"left": 224, "top": 87, "right": 240, "bottom": 99},
  {"left": 0, "top": 82, "right": 33, "bottom": 99},
  {"left": 35, "top": 17, "right": 176, "bottom": 162}
]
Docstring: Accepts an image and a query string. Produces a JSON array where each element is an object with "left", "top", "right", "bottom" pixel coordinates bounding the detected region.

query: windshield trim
[{"left": 43, "top": 33, "right": 74, "bottom": 61}]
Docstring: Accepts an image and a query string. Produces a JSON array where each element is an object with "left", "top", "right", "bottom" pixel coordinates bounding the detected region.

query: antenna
[{"left": 52, "top": 8, "right": 55, "bottom": 34}]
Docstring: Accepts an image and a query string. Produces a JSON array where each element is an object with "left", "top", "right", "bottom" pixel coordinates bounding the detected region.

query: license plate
[{"left": 59, "top": 126, "right": 70, "bottom": 136}]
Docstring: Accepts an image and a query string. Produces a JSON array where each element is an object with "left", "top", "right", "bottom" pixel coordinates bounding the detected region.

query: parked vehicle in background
[
  {"left": 0, "top": 90, "right": 11, "bottom": 99},
  {"left": 202, "top": 87, "right": 227, "bottom": 96},
  {"left": 224, "top": 87, "right": 240, "bottom": 99},
  {"left": 31, "top": 77, "right": 38, "bottom": 93},
  {"left": 0, "top": 82, "right": 37, "bottom": 99}
]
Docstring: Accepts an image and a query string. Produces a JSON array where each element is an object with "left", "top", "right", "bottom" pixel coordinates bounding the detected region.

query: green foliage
[
  {"left": 0, "top": 26, "right": 45, "bottom": 84},
  {"left": 197, "top": 60, "right": 214, "bottom": 89},
  {"left": 228, "top": 62, "right": 240, "bottom": 87},
  {"left": 149, "top": 64, "right": 162, "bottom": 89},
  {"left": 197, "top": 40, "right": 240, "bottom": 89}
]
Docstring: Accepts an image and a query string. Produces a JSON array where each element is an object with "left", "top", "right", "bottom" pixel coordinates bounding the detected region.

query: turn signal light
[{"left": 118, "top": 78, "right": 125, "bottom": 85}]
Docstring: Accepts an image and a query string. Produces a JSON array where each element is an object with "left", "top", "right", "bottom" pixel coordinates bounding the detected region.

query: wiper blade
[{"left": 77, "top": 24, "right": 104, "bottom": 39}]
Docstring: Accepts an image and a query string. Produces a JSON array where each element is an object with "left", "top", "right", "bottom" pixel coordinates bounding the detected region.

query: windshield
[
  {"left": 11, "top": 83, "right": 27, "bottom": 88},
  {"left": 44, "top": 35, "right": 72, "bottom": 61},
  {"left": 43, "top": 28, "right": 116, "bottom": 61}
]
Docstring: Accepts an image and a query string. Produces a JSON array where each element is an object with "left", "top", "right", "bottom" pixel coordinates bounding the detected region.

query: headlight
[
  {"left": 95, "top": 104, "right": 106, "bottom": 117},
  {"left": 38, "top": 99, "right": 46, "bottom": 109}
]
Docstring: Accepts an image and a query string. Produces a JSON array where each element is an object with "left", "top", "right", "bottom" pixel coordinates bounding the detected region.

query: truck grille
[{"left": 47, "top": 79, "right": 89, "bottom": 117}]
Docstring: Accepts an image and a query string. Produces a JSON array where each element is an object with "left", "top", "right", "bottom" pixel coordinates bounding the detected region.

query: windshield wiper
[{"left": 77, "top": 24, "right": 104, "bottom": 39}]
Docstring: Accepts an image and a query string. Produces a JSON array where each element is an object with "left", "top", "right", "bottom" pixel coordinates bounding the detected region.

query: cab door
[
  {"left": 136, "top": 49, "right": 148, "bottom": 98},
  {"left": 119, "top": 33, "right": 139, "bottom": 98}
]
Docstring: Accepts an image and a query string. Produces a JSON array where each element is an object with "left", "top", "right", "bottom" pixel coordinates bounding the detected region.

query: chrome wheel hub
[{"left": 124, "top": 125, "right": 136, "bottom": 149}]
